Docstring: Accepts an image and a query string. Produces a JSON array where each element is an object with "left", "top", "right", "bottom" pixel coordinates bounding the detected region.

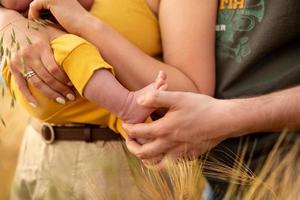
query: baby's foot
[{"left": 119, "top": 71, "right": 168, "bottom": 124}]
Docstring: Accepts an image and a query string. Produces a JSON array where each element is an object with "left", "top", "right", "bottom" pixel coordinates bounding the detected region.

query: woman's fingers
[
  {"left": 7, "top": 58, "right": 38, "bottom": 106},
  {"left": 14, "top": 72, "right": 38, "bottom": 107},
  {"left": 8, "top": 54, "right": 37, "bottom": 105},
  {"left": 20, "top": 32, "right": 75, "bottom": 102},
  {"left": 40, "top": 46, "right": 71, "bottom": 85},
  {"left": 2, "top": 17, "right": 75, "bottom": 106},
  {"left": 28, "top": 0, "right": 49, "bottom": 20},
  {"left": 27, "top": 57, "right": 75, "bottom": 101},
  {"left": 26, "top": 71, "right": 67, "bottom": 105}
]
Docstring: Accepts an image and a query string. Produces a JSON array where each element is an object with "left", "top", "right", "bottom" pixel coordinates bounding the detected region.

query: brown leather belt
[{"left": 31, "top": 120, "right": 122, "bottom": 144}]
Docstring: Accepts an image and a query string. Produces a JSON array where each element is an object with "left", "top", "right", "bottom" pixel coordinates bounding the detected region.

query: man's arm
[
  {"left": 1, "top": 0, "right": 32, "bottom": 11},
  {"left": 123, "top": 86, "right": 300, "bottom": 160},
  {"left": 230, "top": 86, "right": 300, "bottom": 137}
]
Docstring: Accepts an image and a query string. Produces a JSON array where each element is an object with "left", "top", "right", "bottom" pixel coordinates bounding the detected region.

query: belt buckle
[{"left": 41, "top": 123, "right": 55, "bottom": 144}]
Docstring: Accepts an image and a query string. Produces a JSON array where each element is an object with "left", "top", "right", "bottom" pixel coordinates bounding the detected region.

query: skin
[
  {"left": 27, "top": 0, "right": 216, "bottom": 95},
  {"left": 1, "top": 0, "right": 216, "bottom": 105},
  {"left": 0, "top": 8, "right": 74, "bottom": 106},
  {"left": 0, "top": 0, "right": 97, "bottom": 106},
  {"left": 122, "top": 86, "right": 300, "bottom": 165},
  {"left": 0, "top": 0, "right": 32, "bottom": 11},
  {"left": 1, "top": 0, "right": 93, "bottom": 12}
]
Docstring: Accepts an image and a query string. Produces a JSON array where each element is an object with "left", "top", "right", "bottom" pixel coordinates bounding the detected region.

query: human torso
[
  {"left": 216, "top": 0, "right": 300, "bottom": 99},
  {"left": 211, "top": 0, "right": 300, "bottom": 194},
  {"left": 90, "top": 0, "right": 161, "bottom": 56}
]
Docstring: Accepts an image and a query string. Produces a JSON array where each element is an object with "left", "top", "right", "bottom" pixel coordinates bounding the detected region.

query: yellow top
[{"left": 2, "top": 0, "right": 161, "bottom": 138}]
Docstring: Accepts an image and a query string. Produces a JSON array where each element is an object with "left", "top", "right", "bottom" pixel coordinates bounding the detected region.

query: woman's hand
[
  {"left": 28, "top": 0, "right": 90, "bottom": 35},
  {"left": 1, "top": 17, "right": 75, "bottom": 106}
]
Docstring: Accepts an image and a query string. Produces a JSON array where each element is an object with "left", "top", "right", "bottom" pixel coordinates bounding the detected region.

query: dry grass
[
  {"left": 225, "top": 133, "right": 300, "bottom": 200},
  {"left": 126, "top": 155, "right": 206, "bottom": 200},
  {"left": 0, "top": 85, "right": 29, "bottom": 200},
  {"left": 125, "top": 133, "right": 300, "bottom": 200}
]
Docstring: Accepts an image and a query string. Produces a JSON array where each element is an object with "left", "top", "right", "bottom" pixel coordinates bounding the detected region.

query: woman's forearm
[
  {"left": 77, "top": 16, "right": 200, "bottom": 93},
  {"left": 0, "top": 8, "right": 25, "bottom": 29},
  {"left": 1, "top": 0, "right": 31, "bottom": 12}
]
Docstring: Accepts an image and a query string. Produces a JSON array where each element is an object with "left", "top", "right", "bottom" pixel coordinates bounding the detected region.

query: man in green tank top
[{"left": 124, "top": 0, "right": 300, "bottom": 197}]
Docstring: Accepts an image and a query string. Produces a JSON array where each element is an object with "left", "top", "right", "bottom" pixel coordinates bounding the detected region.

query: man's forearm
[{"left": 228, "top": 86, "right": 300, "bottom": 137}]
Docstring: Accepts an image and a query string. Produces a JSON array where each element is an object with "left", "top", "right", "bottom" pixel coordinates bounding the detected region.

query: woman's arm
[
  {"left": 1, "top": 0, "right": 32, "bottom": 11},
  {"left": 84, "top": 0, "right": 216, "bottom": 94},
  {"left": 0, "top": 8, "right": 75, "bottom": 106},
  {"left": 29, "top": 0, "right": 217, "bottom": 95}
]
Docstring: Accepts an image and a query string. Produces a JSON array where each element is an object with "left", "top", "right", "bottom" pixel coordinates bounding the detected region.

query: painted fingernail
[
  {"left": 29, "top": 102, "right": 38, "bottom": 108},
  {"left": 56, "top": 97, "right": 66, "bottom": 105},
  {"left": 67, "top": 82, "right": 73, "bottom": 86},
  {"left": 66, "top": 93, "right": 75, "bottom": 101}
]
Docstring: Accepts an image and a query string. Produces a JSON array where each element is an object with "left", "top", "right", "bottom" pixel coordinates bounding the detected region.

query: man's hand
[
  {"left": 123, "top": 91, "right": 234, "bottom": 162},
  {"left": 0, "top": 10, "right": 75, "bottom": 106},
  {"left": 123, "top": 86, "right": 300, "bottom": 166}
]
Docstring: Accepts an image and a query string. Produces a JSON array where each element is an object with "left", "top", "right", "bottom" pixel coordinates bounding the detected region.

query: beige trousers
[{"left": 10, "top": 125, "right": 141, "bottom": 200}]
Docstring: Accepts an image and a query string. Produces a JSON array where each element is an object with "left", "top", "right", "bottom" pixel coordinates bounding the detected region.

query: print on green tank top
[{"left": 216, "top": 0, "right": 265, "bottom": 63}]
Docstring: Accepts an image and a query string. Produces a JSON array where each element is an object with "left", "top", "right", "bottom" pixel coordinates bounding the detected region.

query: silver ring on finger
[{"left": 23, "top": 70, "right": 36, "bottom": 80}]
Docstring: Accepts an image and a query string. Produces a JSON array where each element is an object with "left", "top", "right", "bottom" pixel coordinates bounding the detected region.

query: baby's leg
[{"left": 84, "top": 70, "right": 167, "bottom": 124}]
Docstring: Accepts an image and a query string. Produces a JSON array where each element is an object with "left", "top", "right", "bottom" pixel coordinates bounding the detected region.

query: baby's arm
[
  {"left": 84, "top": 69, "right": 167, "bottom": 124},
  {"left": 47, "top": 27, "right": 167, "bottom": 124}
]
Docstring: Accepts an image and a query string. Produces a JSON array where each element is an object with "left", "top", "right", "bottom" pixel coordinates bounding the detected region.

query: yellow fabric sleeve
[{"left": 51, "top": 34, "right": 115, "bottom": 96}]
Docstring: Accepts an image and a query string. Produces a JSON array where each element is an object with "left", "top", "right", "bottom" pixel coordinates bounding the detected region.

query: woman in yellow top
[
  {"left": 2, "top": 0, "right": 167, "bottom": 137},
  {"left": 0, "top": 0, "right": 217, "bottom": 199}
]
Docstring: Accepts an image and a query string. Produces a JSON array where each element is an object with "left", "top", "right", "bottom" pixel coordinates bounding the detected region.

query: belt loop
[{"left": 84, "top": 127, "right": 93, "bottom": 142}]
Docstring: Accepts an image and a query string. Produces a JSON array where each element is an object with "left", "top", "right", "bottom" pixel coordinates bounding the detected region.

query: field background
[{"left": 0, "top": 85, "right": 29, "bottom": 200}]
